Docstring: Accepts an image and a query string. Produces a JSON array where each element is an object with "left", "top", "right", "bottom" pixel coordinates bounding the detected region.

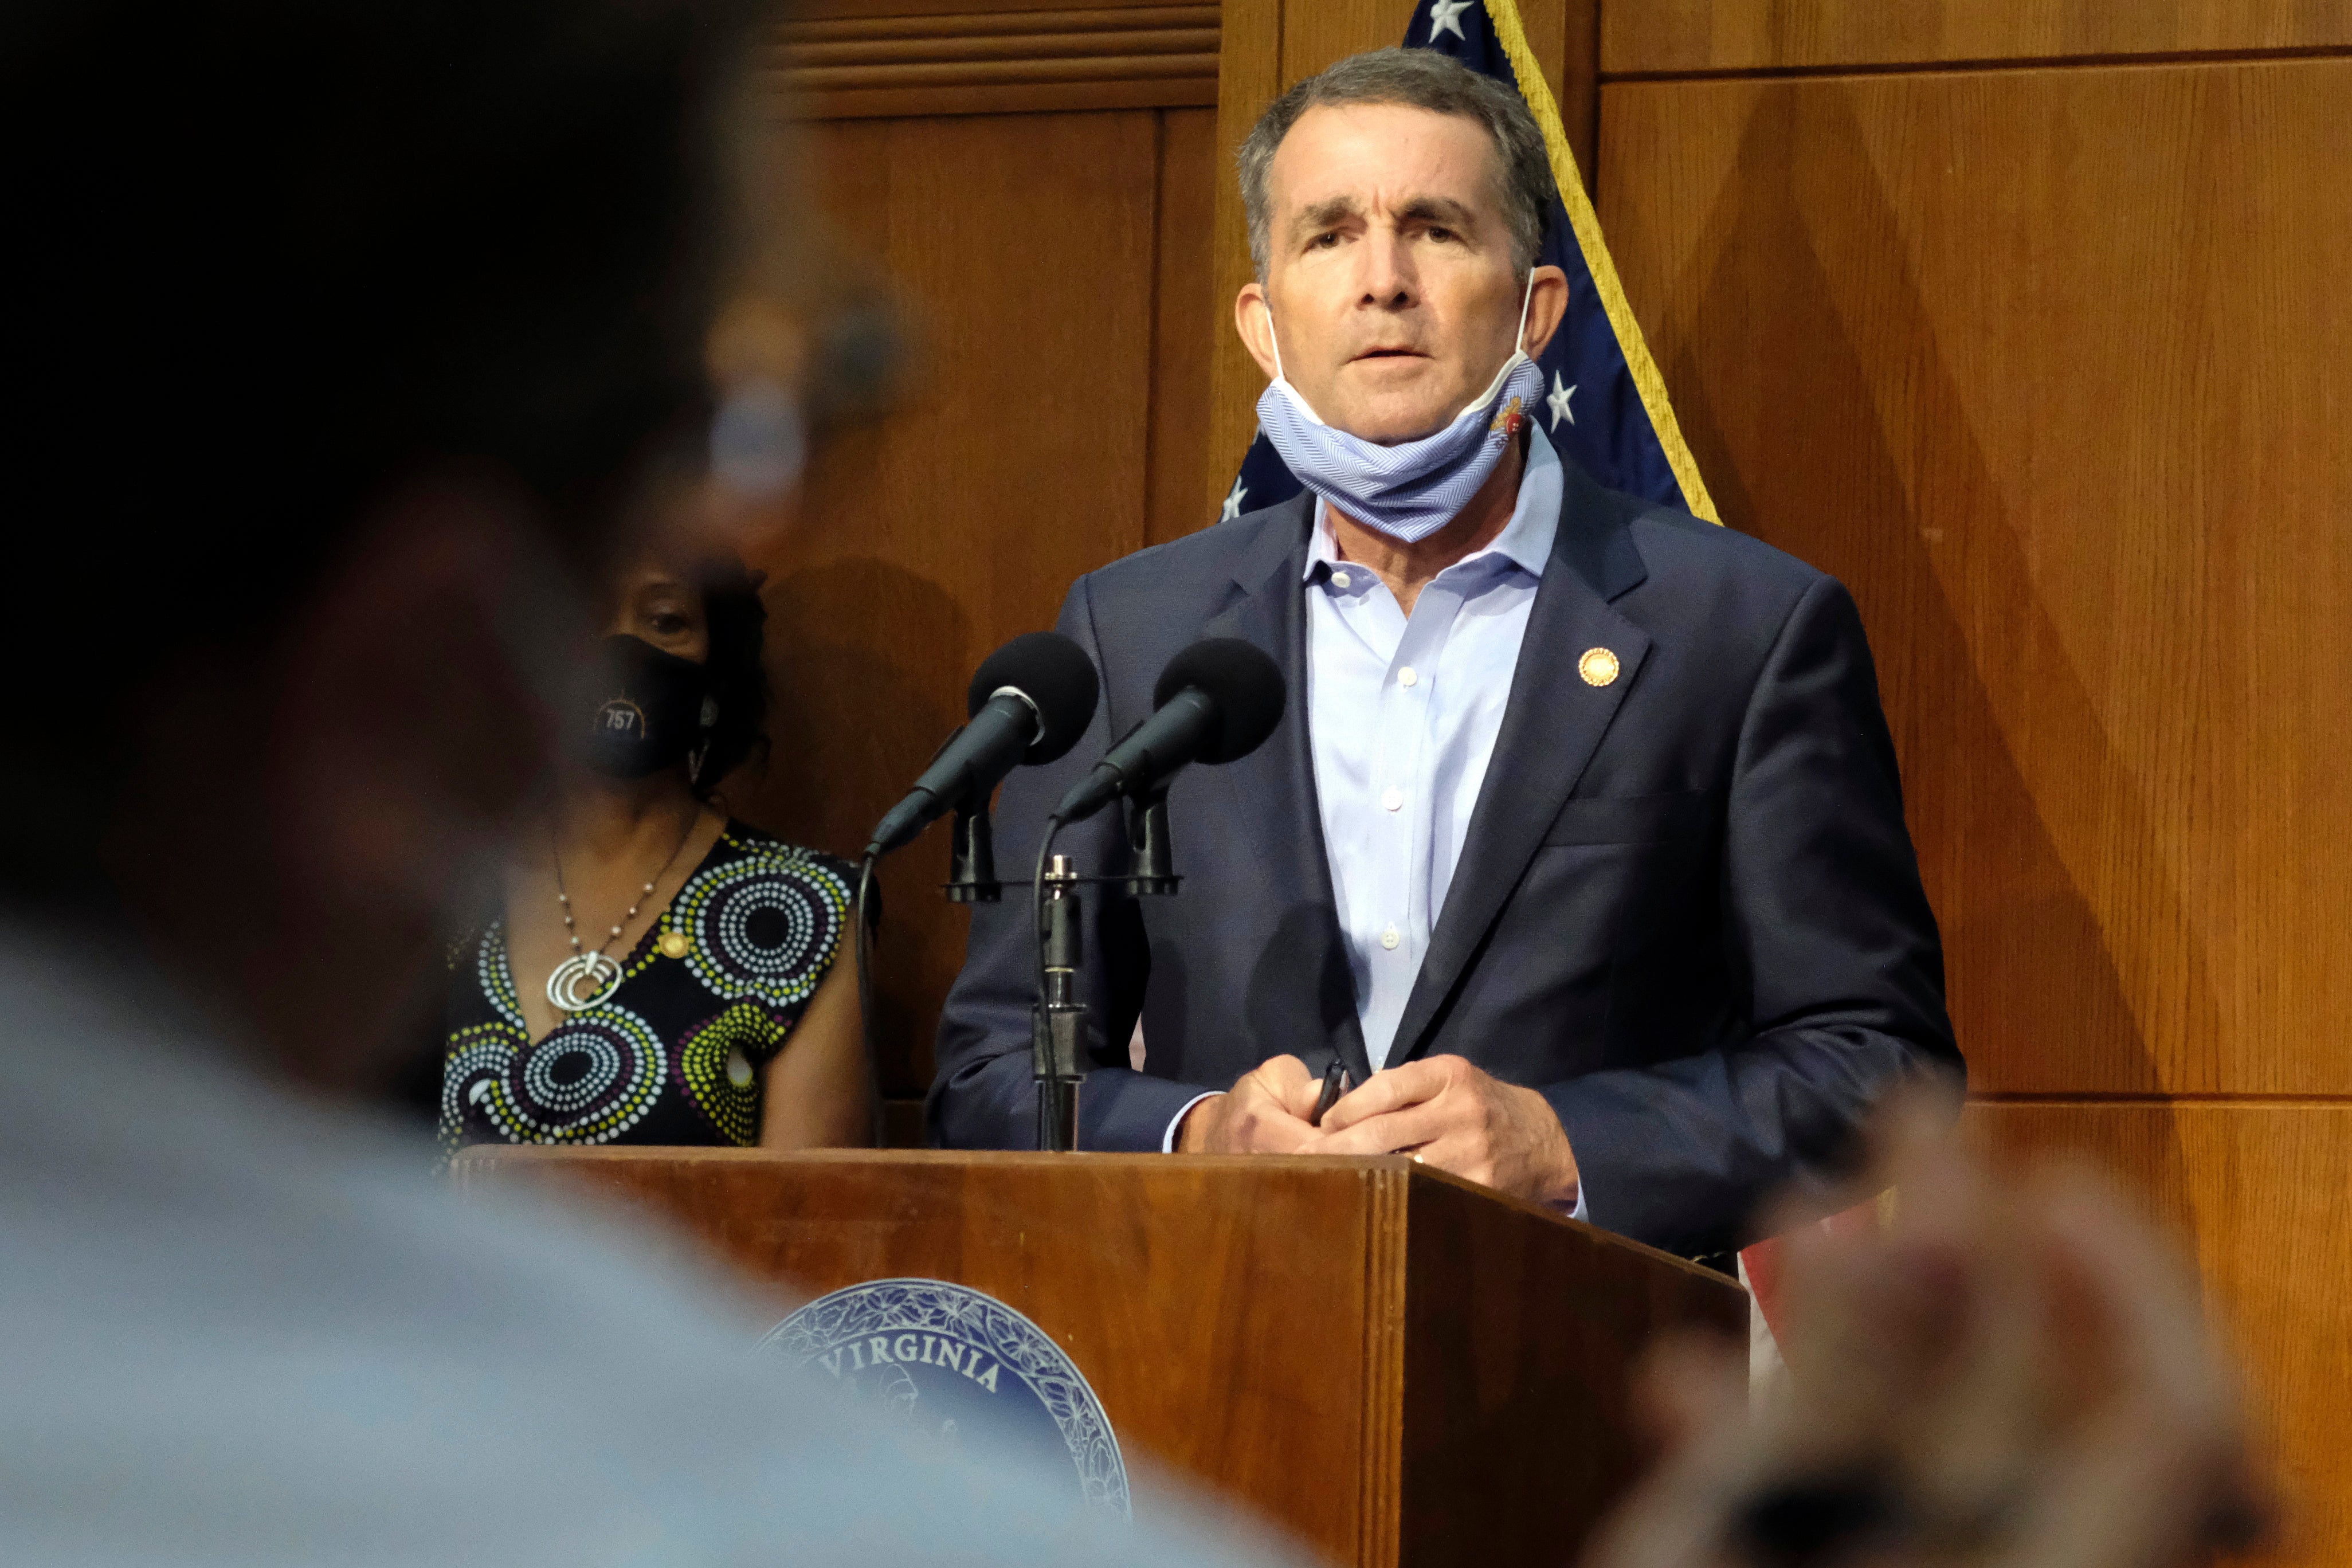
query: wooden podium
[{"left": 457, "top": 1148, "right": 1743, "bottom": 1566}]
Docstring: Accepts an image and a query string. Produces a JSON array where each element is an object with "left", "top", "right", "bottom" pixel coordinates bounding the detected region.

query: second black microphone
[{"left": 1052, "top": 638, "right": 1285, "bottom": 825}]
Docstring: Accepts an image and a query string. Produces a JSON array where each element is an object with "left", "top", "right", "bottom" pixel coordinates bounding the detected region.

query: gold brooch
[
  {"left": 1578, "top": 647, "right": 1620, "bottom": 687},
  {"left": 658, "top": 930, "right": 690, "bottom": 959}
]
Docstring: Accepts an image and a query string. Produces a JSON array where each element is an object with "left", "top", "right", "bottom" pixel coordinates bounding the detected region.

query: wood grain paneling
[
  {"left": 1206, "top": 0, "right": 1601, "bottom": 525},
  {"left": 1204, "top": 0, "right": 1276, "bottom": 493},
  {"left": 774, "top": 5, "right": 1218, "bottom": 117},
  {"left": 1602, "top": 1, "right": 2352, "bottom": 77},
  {"left": 1148, "top": 106, "right": 1221, "bottom": 540},
  {"left": 745, "top": 112, "right": 1165, "bottom": 1097},
  {"left": 1596, "top": 60, "right": 2352, "bottom": 1098},
  {"left": 1401, "top": 1170, "right": 1739, "bottom": 1568},
  {"left": 1964, "top": 1103, "right": 2352, "bottom": 1563},
  {"left": 793, "top": 0, "right": 1206, "bottom": 23},
  {"left": 1605, "top": 53, "right": 2352, "bottom": 1561}
]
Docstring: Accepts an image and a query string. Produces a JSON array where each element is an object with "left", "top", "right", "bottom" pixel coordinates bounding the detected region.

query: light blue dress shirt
[
  {"left": 1303, "top": 424, "right": 1561, "bottom": 1071},
  {"left": 1166, "top": 429, "right": 1586, "bottom": 1220}
]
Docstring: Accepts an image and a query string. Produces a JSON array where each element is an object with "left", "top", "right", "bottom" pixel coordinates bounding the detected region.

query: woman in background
[{"left": 440, "top": 548, "right": 868, "bottom": 1155}]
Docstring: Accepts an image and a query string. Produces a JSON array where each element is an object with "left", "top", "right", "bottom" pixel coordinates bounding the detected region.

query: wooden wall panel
[
  {"left": 1965, "top": 1103, "right": 2352, "bottom": 1563},
  {"left": 794, "top": 0, "right": 1208, "bottom": 23},
  {"left": 743, "top": 111, "right": 1176, "bottom": 1099},
  {"left": 1203, "top": 0, "right": 1275, "bottom": 494},
  {"left": 1206, "top": 0, "right": 1600, "bottom": 523},
  {"left": 774, "top": 5, "right": 1218, "bottom": 118},
  {"left": 1602, "top": 44, "right": 2352, "bottom": 1564},
  {"left": 1149, "top": 106, "right": 1221, "bottom": 541},
  {"left": 1595, "top": 60, "right": 2352, "bottom": 1099},
  {"left": 1603, "top": 1, "right": 2352, "bottom": 76}
]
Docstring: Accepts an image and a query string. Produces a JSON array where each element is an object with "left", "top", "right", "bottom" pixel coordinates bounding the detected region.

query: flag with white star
[{"left": 1217, "top": 0, "right": 1717, "bottom": 525}]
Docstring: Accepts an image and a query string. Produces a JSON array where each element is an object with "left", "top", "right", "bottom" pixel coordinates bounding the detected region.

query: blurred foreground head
[
  {"left": 1583, "top": 1104, "right": 2266, "bottom": 1568},
  {"left": 1, "top": 0, "right": 766, "bottom": 1091}
]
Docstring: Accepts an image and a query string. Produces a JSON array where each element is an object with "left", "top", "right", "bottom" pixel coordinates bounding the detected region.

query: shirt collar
[{"left": 1304, "top": 421, "right": 1562, "bottom": 584}]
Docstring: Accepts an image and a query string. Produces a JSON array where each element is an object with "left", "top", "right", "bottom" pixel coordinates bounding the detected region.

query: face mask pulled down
[
  {"left": 1253, "top": 276, "right": 1545, "bottom": 544},
  {"left": 574, "top": 633, "right": 715, "bottom": 781}
]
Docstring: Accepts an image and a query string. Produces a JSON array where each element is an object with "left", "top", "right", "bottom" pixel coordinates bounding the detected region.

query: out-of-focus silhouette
[
  {"left": 1583, "top": 1109, "right": 2266, "bottom": 1568},
  {"left": 0, "top": 2, "right": 1285, "bottom": 1563}
]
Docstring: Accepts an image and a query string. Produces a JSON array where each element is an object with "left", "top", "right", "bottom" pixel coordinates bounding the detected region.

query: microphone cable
[
  {"left": 853, "top": 852, "right": 886, "bottom": 1149},
  {"left": 853, "top": 722, "right": 959, "bottom": 1149}
]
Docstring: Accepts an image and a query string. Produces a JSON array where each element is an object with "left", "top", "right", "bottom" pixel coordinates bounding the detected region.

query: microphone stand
[
  {"left": 1032, "top": 847, "right": 1086, "bottom": 1152},
  {"left": 1026, "top": 793, "right": 1183, "bottom": 1152},
  {"left": 944, "top": 807, "right": 999, "bottom": 903},
  {"left": 1123, "top": 788, "right": 1179, "bottom": 897}
]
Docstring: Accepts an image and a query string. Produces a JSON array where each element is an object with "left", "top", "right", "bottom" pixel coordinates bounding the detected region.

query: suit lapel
[
  {"left": 1201, "top": 497, "right": 1374, "bottom": 1085},
  {"left": 1387, "top": 464, "right": 1653, "bottom": 1065}
]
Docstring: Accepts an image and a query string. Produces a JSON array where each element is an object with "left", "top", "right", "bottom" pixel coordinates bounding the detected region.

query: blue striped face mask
[{"left": 1255, "top": 274, "right": 1543, "bottom": 543}]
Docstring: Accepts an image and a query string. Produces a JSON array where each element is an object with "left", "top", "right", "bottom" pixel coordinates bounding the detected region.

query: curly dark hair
[
  {"left": 689, "top": 553, "right": 770, "bottom": 799},
  {"left": 3, "top": 0, "right": 758, "bottom": 895}
]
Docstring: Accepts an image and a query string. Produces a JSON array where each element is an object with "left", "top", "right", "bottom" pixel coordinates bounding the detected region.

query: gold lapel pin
[
  {"left": 1578, "top": 646, "right": 1621, "bottom": 687},
  {"left": 658, "top": 930, "right": 690, "bottom": 959}
]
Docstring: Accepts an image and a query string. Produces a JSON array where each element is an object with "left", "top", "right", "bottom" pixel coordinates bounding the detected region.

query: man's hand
[
  {"left": 1311, "top": 1054, "right": 1579, "bottom": 1207},
  {"left": 1175, "top": 1055, "right": 1322, "bottom": 1153}
]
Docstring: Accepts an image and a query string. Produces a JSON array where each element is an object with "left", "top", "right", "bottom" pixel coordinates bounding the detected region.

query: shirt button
[
  {"left": 1398, "top": 666, "right": 1419, "bottom": 688},
  {"left": 1381, "top": 924, "right": 1401, "bottom": 950},
  {"left": 1330, "top": 569, "right": 1352, "bottom": 589},
  {"left": 1381, "top": 786, "right": 1404, "bottom": 812}
]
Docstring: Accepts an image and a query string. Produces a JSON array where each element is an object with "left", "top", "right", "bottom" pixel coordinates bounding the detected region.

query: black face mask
[{"left": 575, "top": 634, "right": 714, "bottom": 780}]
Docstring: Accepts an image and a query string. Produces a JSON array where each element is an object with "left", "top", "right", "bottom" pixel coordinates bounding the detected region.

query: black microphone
[
  {"left": 1052, "top": 638, "right": 1285, "bottom": 825},
  {"left": 865, "top": 632, "right": 1100, "bottom": 857}
]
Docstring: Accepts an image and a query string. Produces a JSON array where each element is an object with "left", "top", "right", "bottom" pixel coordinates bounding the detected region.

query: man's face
[{"left": 1240, "top": 102, "right": 1530, "bottom": 445}]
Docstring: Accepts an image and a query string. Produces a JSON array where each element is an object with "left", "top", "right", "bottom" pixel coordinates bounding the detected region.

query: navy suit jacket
[{"left": 930, "top": 461, "right": 1961, "bottom": 1257}]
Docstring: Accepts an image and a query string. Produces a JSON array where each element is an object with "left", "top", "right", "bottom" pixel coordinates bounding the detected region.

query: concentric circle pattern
[
  {"left": 450, "top": 1008, "right": 665, "bottom": 1148},
  {"left": 676, "top": 1002, "right": 777, "bottom": 1146},
  {"left": 675, "top": 850, "right": 848, "bottom": 1009},
  {"left": 438, "top": 826, "right": 854, "bottom": 1158}
]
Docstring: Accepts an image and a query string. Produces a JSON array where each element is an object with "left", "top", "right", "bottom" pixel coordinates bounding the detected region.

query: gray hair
[{"left": 1237, "top": 48, "right": 1551, "bottom": 283}]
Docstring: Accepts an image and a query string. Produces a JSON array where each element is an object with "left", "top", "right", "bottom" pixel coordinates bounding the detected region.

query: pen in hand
[{"left": 1310, "top": 1059, "right": 1349, "bottom": 1127}]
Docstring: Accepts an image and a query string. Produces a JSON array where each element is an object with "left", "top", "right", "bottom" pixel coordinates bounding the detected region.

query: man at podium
[{"left": 932, "top": 50, "right": 1961, "bottom": 1261}]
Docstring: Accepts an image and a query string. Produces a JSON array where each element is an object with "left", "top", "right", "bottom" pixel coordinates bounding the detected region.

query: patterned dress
[{"left": 440, "top": 821, "right": 854, "bottom": 1157}]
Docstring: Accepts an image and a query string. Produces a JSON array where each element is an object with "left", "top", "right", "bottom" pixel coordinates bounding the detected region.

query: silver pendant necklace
[{"left": 546, "top": 812, "right": 701, "bottom": 1014}]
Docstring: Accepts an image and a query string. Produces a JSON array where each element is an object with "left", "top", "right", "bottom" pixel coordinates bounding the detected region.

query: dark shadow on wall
[
  {"left": 738, "top": 556, "right": 971, "bottom": 1100},
  {"left": 1642, "top": 83, "right": 2220, "bottom": 1144}
]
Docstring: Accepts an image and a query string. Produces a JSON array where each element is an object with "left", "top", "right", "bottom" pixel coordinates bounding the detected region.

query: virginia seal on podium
[{"left": 761, "top": 1278, "right": 1130, "bottom": 1517}]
